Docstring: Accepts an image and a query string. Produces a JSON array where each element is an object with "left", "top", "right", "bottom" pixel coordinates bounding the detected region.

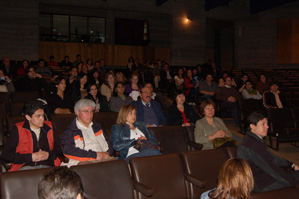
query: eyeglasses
[{"left": 80, "top": 110, "right": 95, "bottom": 114}]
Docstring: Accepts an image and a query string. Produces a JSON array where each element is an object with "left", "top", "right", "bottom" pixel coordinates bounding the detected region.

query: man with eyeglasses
[
  {"left": 1, "top": 100, "right": 62, "bottom": 171},
  {"left": 61, "top": 99, "right": 114, "bottom": 167}
]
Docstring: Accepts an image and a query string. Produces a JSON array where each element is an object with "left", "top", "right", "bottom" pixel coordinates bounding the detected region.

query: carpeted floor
[{"left": 224, "top": 118, "right": 299, "bottom": 164}]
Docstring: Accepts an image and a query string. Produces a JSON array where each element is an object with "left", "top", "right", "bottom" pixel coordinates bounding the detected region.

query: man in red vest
[{"left": 1, "top": 100, "right": 62, "bottom": 171}]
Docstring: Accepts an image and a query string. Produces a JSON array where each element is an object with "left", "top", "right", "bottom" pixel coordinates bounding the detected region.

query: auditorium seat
[
  {"left": 183, "top": 126, "right": 203, "bottom": 151},
  {"left": 93, "top": 112, "right": 118, "bottom": 136},
  {"left": 130, "top": 153, "right": 205, "bottom": 199},
  {"left": 181, "top": 149, "right": 232, "bottom": 198},
  {"left": 251, "top": 186, "right": 299, "bottom": 199},
  {"left": 0, "top": 167, "right": 52, "bottom": 199},
  {"left": 148, "top": 126, "right": 189, "bottom": 154},
  {"left": 50, "top": 113, "right": 75, "bottom": 137},
  {"left": 71, "top": 160, "right": 137, "bottom": 199},
  {"left": 267, "top": 108, "right": 299, "bottom": 150},
  {"left": 9, "top": 102, "right": 24, "bottom": 116},
  {"left": 10, "top": 91, "right": 40, "bottom": 102},
  {"left": 6, "top": 116, "right": 24, "bottom": 135}
]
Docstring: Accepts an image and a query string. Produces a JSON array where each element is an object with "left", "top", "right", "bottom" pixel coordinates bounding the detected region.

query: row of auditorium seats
[{"left": 1, "top": 149, "right": 298, "bottom": 199}]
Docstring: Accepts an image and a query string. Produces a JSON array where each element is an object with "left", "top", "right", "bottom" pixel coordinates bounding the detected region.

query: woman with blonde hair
[
  {"left": 111, "top": 105, "right": 161, "bottom": 163},
  {"left": 201, "top": 158, "right": 254, "bottom": 199}
]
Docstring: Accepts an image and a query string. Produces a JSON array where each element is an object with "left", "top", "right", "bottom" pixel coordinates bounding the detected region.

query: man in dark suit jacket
[{"left": 130, "top": 87, "right": 166, "bottom": 127}]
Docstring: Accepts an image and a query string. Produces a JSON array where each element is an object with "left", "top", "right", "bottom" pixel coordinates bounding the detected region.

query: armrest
[
  {"left": 184, "top": 173, "right": 206, "bottom": 188},
  {"left": 133, "top": 180, "right": 154, "bottom": 197},
  {"left": 187, "top": 141, "right": 203, "bottom": 150},
  {"left": 0, "top": 158, "right": 11, "bottom": 171}
]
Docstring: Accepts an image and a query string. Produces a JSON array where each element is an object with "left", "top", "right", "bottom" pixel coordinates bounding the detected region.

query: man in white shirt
[{"left": 61, "top": 99, "right": 114, "bottom": 167}]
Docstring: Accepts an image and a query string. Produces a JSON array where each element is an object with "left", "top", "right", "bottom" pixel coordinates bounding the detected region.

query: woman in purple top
[{"left": 125, "top": 73, "right": 142, "bottom": 100}]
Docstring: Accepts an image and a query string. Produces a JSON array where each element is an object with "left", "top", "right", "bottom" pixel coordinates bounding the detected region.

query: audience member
[
  {"left": 16, "top": 65, "right": 47, "bottom": 93},
  {"left": 38, "top": 167, "right": 84, "bottom": 199},
  {"left": 160, "top": 63, "right": 174, "bottom": 96},
  {"left": 36, "top": 58, "right": 52, "bottom": 76},
  {"left": 130, "top": 87, "right": 166, "bottom": 127},
  {"left": 256, "top": 74, "right": 269, "bottom": 94},
  {"left": 167, "top": 90, "right": 200, "bottom": 126},
  {"left": 1, "top": 57, "right": 15, "bottom": 78},
  {"left": 109, "top": 82, "right": 133, "bottom": 112},
  {"left": 242, "top": 80, "right": 262, "bottom": 100},
  {"left": 218, "top": 71, "right": 236, "bottom": 87},
  {"left": 16, "top": 59, "right": 30, "bottom": 76},
  {"left": 263, "top": 82, "right": 290, "bottom": 108},
  {"left": 47, "top": 56, "right": 59, "bottom": 66},
  {"left": 201, "top": 158, "right": 254, "bottom": 199},
  {"left": 127, "top": 56, "right": 134, "bottom": 73},
  {"left": 77, "top": 62, "right": 83, "bottom": 73},
  {"left": 111, "top": 105, "right": 161, "bottom": 163},
  {"left": 85, "top": 83, "right": 109, "bottom": 112},
  {"left": 72, "top": 73, "right": 88, "bottom": 102},
  {"left": 115, "top": 72, "right": 127, "bottom": 84},
  {"left": 153, "top": 59, "right": 162, "bottom": 89},
  {"left": 184, "top": 69, "right": 198, "bottom": 104},
  {"left": 125, "top": 72, "right": 142, "bottom": 101},
  {"left": 60, "top": 55, "right": 73, "bottom": 71},
  {"left": 0, "top": 68, "right": 15, "bottom": 92},
  {"left": 88, "top": 69, "right": 101, "bottom": 87},
  {"left": 61, "top": 99, "right": 114, "bottom": 167},
  {"left": 199, "top": 73, "right": 218, "bottom": 101},
  {"left": 94, "top": 60, "right": 106, "bottom": 81},
  {"left": 237, "top": 73, "right": 249, "bottom": 93},
  {"left": 194, "top": 100, "right": 233, "bottom": 150},
  {"left": 1, "top": 100, "right": 62, "bottom": 171},
  {"left": 47, "top": 77, "right": 73, "bottom": 114},
  {"left": 237, "top": 111, "right": 299, "bottom": 192},
  {"left": 73, "top": 54, "right": 82, "bottom": 67},
  {"left": 216, "top": 76, "right": 241, "bottom": 126},
  {"left": 174, "top": 67, "right": 185, "bottom": 90},
  {"left": 100, "top": 71, "right": 115, "bottom": 102},
  {"left": 86, "top": 58, "right": 94, "bottom": 72},
  {"left": 80, "top": 64, "right": 88, "bottom": 75}
]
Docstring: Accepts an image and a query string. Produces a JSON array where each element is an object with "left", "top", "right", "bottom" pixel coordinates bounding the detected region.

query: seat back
[
  {"left": 130, "top": 153, "right": 187, "bottom": 199},
  {"left": 6, "top": 116, "right": 24, "bottom": 135},
  {"left": 9, "top": 102, "right": 25, "bottom": 116},
  {"left": 0, "top": 116, "right": 4, "bottom": 148},
  {"left": 148, "top": 126, "right": 188, "bottom": 154},
  {"left": 181, "top": 149, "right": 231, "bottom": 198},
  {"left": 93, "top": 112, "right": 118, "bottom": 137},
  {"left": 11, "top": 91, "right": 40, "bottom": 102},
  {"left": 0, "top": 167, "right": 52, "bottom": 199},
  {"left": 184, "top": 126, "right": 195, "bottom": 150},
  {"left": 268, "top": 108, "right": 295, "bottom": 136},
  {"left": 252, "top": 186, "right": 299, "bottom": 199},
  {"left": 50, "top": 113, "right": 75, "bottom": 137},
  {"left": 71, "top": 160, "right": 134, "bottom": 199},
  {"left": 292, "top": 108, "right": 299, "bottom": 128}
]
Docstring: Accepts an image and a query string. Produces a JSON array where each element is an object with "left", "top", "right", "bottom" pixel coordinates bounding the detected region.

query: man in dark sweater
[
  {"left": 216, "top": 76, "right": 241, "bottom": 126},
  {"left": 237, "top": 111, "right": 299, "bottom": 193},
  {"left": 130, "top": 87, "right": 166, "bottom": 127}
]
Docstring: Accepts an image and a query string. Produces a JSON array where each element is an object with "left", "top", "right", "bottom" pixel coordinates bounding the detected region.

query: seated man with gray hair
[{"left": 61, "top": 99, "right": 114, "bottom": 167}]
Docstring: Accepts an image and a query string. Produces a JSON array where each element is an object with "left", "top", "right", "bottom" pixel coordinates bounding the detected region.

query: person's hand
[
  {"left": 96, "top": 152, "right": 110, "bottom": 162},
  {"left": 182, "top": 123, "right": 191, "bottom": 127},
  {"left": 228, "top": 96, "right": 236, "bottom": 102},
  {"left": 138, "top": 136, "right": 147, "bottom": 140},
  {"left": 4, "top": 76, "right": 10, "bottom": 82},
  {"left": 210, "top": 130, "right": 226, "bottom": 140},
  {"left": 146, "top": 124, "right": 152, "bottom": 127},
  {"left": 292, "top": 163, "right": 299, "bottom": 171},
  {"left": 35, "top": 73, "right": 42, "bottom": 78},
  {"left": 32, "top": 149, "right": 49, "bottom": 162}
]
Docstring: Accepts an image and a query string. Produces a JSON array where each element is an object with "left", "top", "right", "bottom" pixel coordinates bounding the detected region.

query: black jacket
[{"left": 167, "top": 103, "right": 200, "bottom": 126}]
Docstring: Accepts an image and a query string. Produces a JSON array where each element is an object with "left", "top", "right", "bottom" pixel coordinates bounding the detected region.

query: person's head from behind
[
  {"left": 140, "top": 87, "right": 152, "bottom": 104},
  {"left": 38, "top": 167, "right": 83, "bottom": 199},
  {"left": 116, "top": 105, "right": 136, "bottom": 126},
  {"left": 210, "top": 158, "right": 254, "bottom": 199},
  {"left": 247, "top": 111, "right": 269, "bottom": 138},
  {"left": 24, "top": 100, "right": 45, "bottom": 129},
  {"left": 74, "top": 99, "right": 96, "bottom": 127},
  {"left": 200, "top": 100, "right": 215, "bottom": 118}
]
